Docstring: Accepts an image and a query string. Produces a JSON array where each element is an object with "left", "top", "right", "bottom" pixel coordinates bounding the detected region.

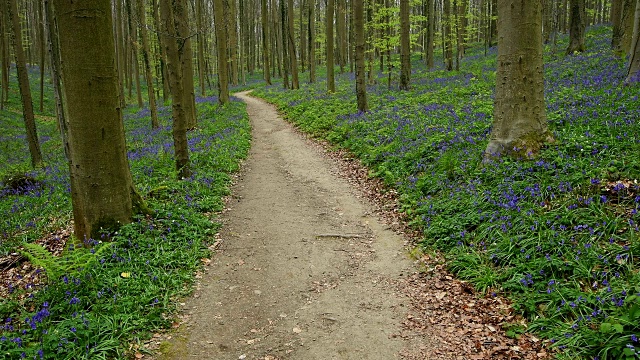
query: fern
[{"left": 19, "top": 242, "right": 112, "bottom": 282}]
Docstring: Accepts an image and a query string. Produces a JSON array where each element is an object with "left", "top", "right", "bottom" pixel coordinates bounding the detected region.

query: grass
[
  {"left": 0, "top": 65, "right": 251, "bottom": 358},
  {"left": 252, "top": 25, "right": 640, "bottom": 359}
]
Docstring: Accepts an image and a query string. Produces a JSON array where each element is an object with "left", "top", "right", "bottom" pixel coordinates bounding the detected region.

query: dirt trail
[{"left": 158, "top": 91, "right": 431, "bottom": 359}]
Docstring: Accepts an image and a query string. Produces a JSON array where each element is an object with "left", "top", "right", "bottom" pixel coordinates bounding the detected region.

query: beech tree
[
  {"left": 567, "top": 0, "right": 587, "bottom": 54},
  {"left": 399, "top": 0, "right": 410, "bottom": 90},
  {"left": 261, "top": 0, "right": 271, "bottom": 84},
  {"left": 7, "top": 0, "right": 43, "bottom": 168},
  {"left": 53, "top": 0, "right": 139, "bottom": 240},
  {"left": 136, "top": 0, "right": 160, "bottom": 129},
  {"left": 214, "top": 0, "right": 230, "bottom": 103},
  {"left": 354, "top": 0, "right": 368, "bottom": 111},
  {"left": 485, "top": 0, "right": 553, "bottom": 158},
  {"left": 327, "top": 0, "right": 336, "bottom": 92},
  {"left": 626, "top": 0, "right": 640, "bottom": 84}
]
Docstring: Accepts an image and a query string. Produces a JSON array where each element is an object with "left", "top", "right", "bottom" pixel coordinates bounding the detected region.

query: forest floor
[{"left": 151, "top": 92, "right": 548, "bottom": 360}]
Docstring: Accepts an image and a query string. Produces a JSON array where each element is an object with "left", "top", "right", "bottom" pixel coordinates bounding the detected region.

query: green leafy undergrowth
[
  {"left": 0, "top": 94, "right": 250, "bottom": 358},
  {"left": 254, "top": 26, "right": 640, "bottom": 359}
]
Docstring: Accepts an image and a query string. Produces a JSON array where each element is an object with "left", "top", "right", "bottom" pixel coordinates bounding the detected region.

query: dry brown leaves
[
  {"left": 0, "top": 226, "right": 71, "bottom": 300},
  {"left": 291, "top": 128, "right": 552, "bottom": 359}
]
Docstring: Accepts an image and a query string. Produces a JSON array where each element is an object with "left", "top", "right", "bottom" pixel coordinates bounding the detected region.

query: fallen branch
[{"left": 316, "top": 234, "right": 364, "bottom": 239}]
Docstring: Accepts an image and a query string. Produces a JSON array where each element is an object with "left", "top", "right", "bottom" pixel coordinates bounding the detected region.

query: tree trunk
[
  {"left": 152, "top": 0, "right": 171, "bottom": 101},
  {"left": 7, "top": 0, "right": 43, "bottom": 168},
  {"left": 280, "top": 0, "right": 290, "bottom": 89},
  {"left": 114, "top": 0, "right": 126, "bottom": 107},
  {"left": 214, "top": 0, "right": 230, "bottom": 103},
  {"left": 300, "top": 0, "right": 307, "bottom": 73},
  {"left": 288, "top": 0, "right": 299, "bottom": 89},
  {"left": 443, "top": 0, "right": 453, "bottom": 71},
  {"left": 196, "top": 0, "right": 207, "bottom": 96},
  {"left": 261, "top": 0, "right": 271, "bottom": 84},
  {"left": 399, "top": 0, "right": 410, "bottom": 90},
  {"left": 354, "top": 0, "right": 368, "bottom": 111},
  {"left": 160, "top": 0, "right": 192, "bottom": 178},
  {"left": 53, "top": 0, "right": 138, "bottom": 240},
  {"left": 327, "top": 0, "right": 336, "bottom": 92},
  {"left": 625, "top": 0, "right": 640, "bottom": 83},
  {"left": 566, "top": 0, "right": 586, "bottom": 54},
  {"left": 425, "top": 0, "right": 434, "bottom": 69},
  {"left": 126, "top": 0, "right": 144, "bottom": 108},
  {"left": 173, "top": 0, "right": 197, "bottom": 129},
  {"left": 37, "top": 0, "right": 45, "bottom": 113},
  {"left": 621, "top": 0, "right": 637, "bottom": 54},
  {"left": 137, "top": 0, "right": 160, "bottom": 128},
  {"left": 486, "top": 0, "right": 552, "bottom": 159},
  {"left": 0, "top": 0, "right": 10, "bottom": 110},
  {"left": 227, "top": 0, "right": 239, "bottom": 86},
  {"left": 308, "top": 0, "right": 316, "bottom": 82},
  {"left": 44, "top": 0, "right": 70, "bottom": 160}
]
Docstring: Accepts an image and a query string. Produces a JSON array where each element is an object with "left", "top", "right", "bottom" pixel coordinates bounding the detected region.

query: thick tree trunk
[
  {"left": 486, "top": 0, "right": 552, "bottom": 159},
  {"left": 288, "top": 0, "right": 299, "bottom": 89},
  {"left": 7, "top": 0, "right": 43, "bottom": 168},
  {"left": 214, "top": 0, "right": 230, "bottom": 103},
  {"left": 399, "top": 0, "right": 410, "bottom": 90},
  {"left": 261, "top": 0, "right": 271, "bottom": 84},
  {"left": 53, "top": 0, "right": 137, "bottom": 240},
  {"left": 354, "top": 0, "right": 367, "bottom": 111},
  {"left": 160, "top": 0, "right": 192, "bottom": 178},
  {"left": 327, "top": 0, "right": 336, "bottom": 92},
  {"left": 621, "top": 0, "right": 637, "bottom": 54},
  {"left": 566, "top": 0, "right": 586, "bottom": 54},
  {"left": 173, "top": 0, "right": 197, "bottom": 129},
  {"left": 625, "top": 0, "right": 640, "bottom": 83},
  {"left": 137, "top": 0, "right": 160, "bottom": 128}
]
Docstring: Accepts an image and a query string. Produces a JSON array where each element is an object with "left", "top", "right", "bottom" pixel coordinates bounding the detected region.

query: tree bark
[
  {"left": 261, "top": 0, "right": 271, "bottom": 84},
  {"left": 7, "top": 0, "right": 43, "bottom": 168},
  {"left": 288, "top": 0, "right": 299, "bottom": 89},
  {"left": 399, "top": 0, "right": 410, "bottom": 90},
  {"left": 227, "top": 0, "right": 239, "bottom": 86},
  {"left": 152, "top": 0, "right": 171, "bottom": 101},
  {"left": 327, "top": 0, "right": 336, "bottom": 92},
  {"left": 354, "top": 0, "right": 367, "bottom": 111},
  {"left": 160, "top": 0, "right": 192, "bottom": 178},
  {"left": 308, "top": 0, "right": 316, "bottom": 82},
  {"left": 425, "top": 0, "right": 434, "bottom": 69},
  {"left": 137, "top": 0, "right": 160, "bottom": 128},
  {"left": 196, "top": 0, "right": 207, "bottom": 95},
  {"left": 280, "top": 0, "right": 290, "bottom": 89},
  {"left": 0, "top": 0, "right": 10, "bottom": 110},
  {"left": 625, "top": 0, "right": 640, "bottom": 83},
  {"left": 566, "top": 0, "right": 586, "bottom": 54},
  {"left": 173, "top": 0, "right": 197, "bottom": 129},
  {"left": 443, "top": 0, "right": 453, "bottom": 71},
  {"left": 486, "top": 0, "right": 552, "bottom": 159},
  {"left": 214, "top": 0, "right": 230, "bottom": 103},
  {"left": 53, "top": 0, "right": 138, "bottom": 240}
]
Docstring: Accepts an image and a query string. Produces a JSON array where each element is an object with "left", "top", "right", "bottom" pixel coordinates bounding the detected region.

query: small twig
[{"left": 316, "top": 234, "right": 363, "bottom": 239}]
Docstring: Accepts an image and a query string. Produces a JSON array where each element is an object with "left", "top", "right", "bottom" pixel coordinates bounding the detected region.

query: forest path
[{"left": 158, "top": 91, "right": 432, "bottom": 359}]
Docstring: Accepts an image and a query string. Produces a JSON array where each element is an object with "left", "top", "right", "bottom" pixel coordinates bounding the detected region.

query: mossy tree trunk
[
  {"left": 53, "top": 0, "right": 137, "bottom": 240},
  {"left": 0, "top": 1, "right": 8, "bottom": 110},
  {"left": 173, "top": 0, "right": 197, "bottom": 129},
  {"left": 7, "top": 0, "right": 43, "bottom": 168},
  {"left": 485, "top": 0, "right": 553, "bottom": 159}
]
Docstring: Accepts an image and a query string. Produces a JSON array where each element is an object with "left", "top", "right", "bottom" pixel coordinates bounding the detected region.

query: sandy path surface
[{"left": 158, "top": 91, "right": 429, "bottom": 359}]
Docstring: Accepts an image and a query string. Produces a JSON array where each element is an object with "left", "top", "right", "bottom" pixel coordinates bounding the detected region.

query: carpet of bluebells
[
  {"left": 254, "top": 26, "right": 640, "bottom": 359},
  {"left": 0, "top": 66, "right": 251, "bottom": 359}
]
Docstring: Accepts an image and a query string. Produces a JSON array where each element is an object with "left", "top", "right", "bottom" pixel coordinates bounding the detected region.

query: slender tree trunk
[
  {"left": 227, "top": 0, "right": 239, "bottom": 86},
  {"left": 625, "top": 0, "right": 640, "bottom": 83},
  {"left": 366, "top": 0, "right": 374, "bottom": 84},
  {"left": 300, "top": 0, "right": 307, "bottom": 73},
  {"left": 37, "top": 0, "right": 45, "bottom": 113},
  {"left": 309, "top": 0, "right": 316, "bottom": 82},
  {"left": 261, "top": 0, "right": 271, "bottom": 84},
  {"left": 354, "top": 0, "right": 367, "bottom": 111},
  {"left": 566, "top": 0, "right": 586, "bottom": 54},
  {"left": 160, "top": 0, "right": 192, "bottom": 178},
  {"left": 0, "top": 0, "right": 9, "bottom": 110},
  {"left": 173, "top": 0, "right": 197, "bottom": 128},
  {"left": 425, "top": 0, "right": 434, "bottom": 69},
  {"left": 137, "top": 0, "right": 160, "bottom": 128},
  {"left": 126, "top": 0, "right": 144, "bottom": 108},
  {"left": 53, "top": 0, "right": 139, "bottom": 240},
  {"left": 327, "top": 0, "right": 336, "bottom": 92},
  {"left": 399, "top": 0, "right": 410, "bottom": 90},
  {"left": 152, "top": 0, "right": 171, "bottom": 101},
  {"left": 196, "top": 0, "right": 207, "bottom": 95},
  {"left": 7, "top": 0, "right": 42, "bottom": 168},
  {"left": 214, "top": 0, "right": 230, "bottom": 103},
  {"left": 115, "top": 0, "right": 126, "bottom": 107},
  {"left": 443, "top": 0, "right": 453, "bottom": 71},
  {"left": 281, "top": 0, "right": 290, "bottom": 89},
  {"left": 486, "top": 0, "right": 552, "bottom": 158},
  {"left": 44, "top": 0, "right": 69, "bottom": 159},
  {"left": 288, "top": 0, "right": 299, "bottom": 89}
]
